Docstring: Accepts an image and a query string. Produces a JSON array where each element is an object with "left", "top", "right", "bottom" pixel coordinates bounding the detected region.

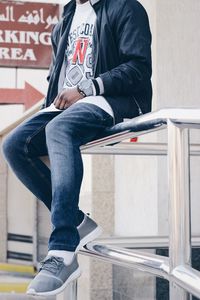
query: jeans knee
[
  {"left": 45, "top": 121, "right": 56, "bottom": 143},
  {"left": 45, "top": 118, "right": 80, "bottom": 148},
  {"left": 2, "top": 131, "right": 23, "bottom": 162},
  {"left": 45, "top": 120, "right": 69, "bottom": 144},
  {"left": 2, "top": 134, "right": 14, "bottom": 161}
]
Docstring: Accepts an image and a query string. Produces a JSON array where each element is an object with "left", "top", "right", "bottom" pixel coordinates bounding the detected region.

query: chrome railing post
[{"left": 168, "top": 120, "right": 191, "bottom": 300}]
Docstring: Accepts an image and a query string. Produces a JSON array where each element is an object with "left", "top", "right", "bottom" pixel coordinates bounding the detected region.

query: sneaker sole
[
  {"left": 76, "top": 225, "right": 103, "bottom": 252},
  {"left": 26, "top": 267, "right": 81, "bottom": 296}
]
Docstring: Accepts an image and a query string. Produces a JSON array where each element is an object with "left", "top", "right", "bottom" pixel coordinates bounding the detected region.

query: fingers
[
  {"left": 53, "top": 94, "right": 61, "bottom": 108},
  {"left": 54, "top": 98, "right": 62, "bottom": 109},
  {"left": 59, "top": 99, "right": 67, "bottom": 110},
  {"left": 64, "top": 102, "right": 69, "bottom": 110},
  {"left": 53, "top": 95, "right": 59, "bottom": 106},
  {"left": 53, "top": 90, "right": 68, "bottom": 109}
]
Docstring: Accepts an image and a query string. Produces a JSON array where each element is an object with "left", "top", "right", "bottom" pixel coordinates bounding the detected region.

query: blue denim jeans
[{"left": 2, "top": 103, "right": 113, "bottom": 251}]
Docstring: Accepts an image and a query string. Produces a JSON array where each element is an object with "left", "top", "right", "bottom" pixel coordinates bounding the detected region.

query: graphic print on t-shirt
[{"left": 63, "top": 7, "right": 96, "bottom": 89}]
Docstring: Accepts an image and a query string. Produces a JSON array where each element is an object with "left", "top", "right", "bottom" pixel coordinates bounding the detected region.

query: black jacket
[{"left": 44, "top": 0, "right": 152, "bottom": 124}]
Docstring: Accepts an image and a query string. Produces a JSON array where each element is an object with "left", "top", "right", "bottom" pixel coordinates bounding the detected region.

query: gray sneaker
[
  {"left": 76, "top": 214, "right": 102, "bottom": 252},
  {"left": 26, "top": 255, "right": 81, "bottom": 296}
]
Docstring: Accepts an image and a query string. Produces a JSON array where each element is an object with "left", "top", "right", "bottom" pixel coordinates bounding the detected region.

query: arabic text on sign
[{"left": 0, "top": 6, "right": 58, "bottom": 28}]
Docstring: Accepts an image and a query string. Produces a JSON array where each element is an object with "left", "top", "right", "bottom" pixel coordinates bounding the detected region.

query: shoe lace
[{"left": 39, "top": 256, "right": 63, "bottom": 274}]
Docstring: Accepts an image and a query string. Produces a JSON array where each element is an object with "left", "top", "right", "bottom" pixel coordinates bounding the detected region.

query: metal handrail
[
  {"left": 1, "top": 107, "right": 200, "bottom": 299},
  {"left": 77, "top": 108, "right": 200, "bottom": 300},
  {"left": 81, "top": 142, "right": 200, "bottom": 156},
  {"left": 81, "top": 243, "right": 169, "bottom": 280},
  {"left": 84, "top": 235, "right": 200, "bottom": 249},
  {"left": 81, "top": 243, "right": 200, "bottom": 299}
]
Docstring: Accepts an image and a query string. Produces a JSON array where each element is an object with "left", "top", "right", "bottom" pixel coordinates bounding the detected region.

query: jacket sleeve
[
  {"left": 99, "top": 0, "right": 152, "bottom": 96},
  {"left": 46, "top": 24, "right": 59, "bottom": 82},
  {"left": 41, "top": 23, "right": 61, "bottom": 108}
]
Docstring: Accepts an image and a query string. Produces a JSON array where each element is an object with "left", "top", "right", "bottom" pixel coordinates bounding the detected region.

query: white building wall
[
  {"left": 115, "top": 0, "right": 158, "bottom": 238},
  {"left": 155, "top": 0, "right": 200, "bottom": 236},
  {"left": 115, "top": 0, "right": 200, "bottom": 239},
  {"left": 114, "top": 2, "right": 200, "bottom": 298}
]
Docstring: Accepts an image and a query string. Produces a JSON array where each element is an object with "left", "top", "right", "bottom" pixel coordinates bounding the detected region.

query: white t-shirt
[
  {"left": 43, "top": 1, "right": 114, "bottom": 117},
  {"left": 63, "top": 1, "right": 114, "bottom": 117},
  {"left": 63, "top": 1, "right": 95, "bottom": 87}
]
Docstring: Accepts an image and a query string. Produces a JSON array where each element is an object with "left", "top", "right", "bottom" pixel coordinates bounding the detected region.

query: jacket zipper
[
  {"left": 132, "top": 96, "right": 143, "bottom": 116},
  {"left": 92, "top": 17, "right": 116, "bottom": 125},
  {"left": 93, "top": 20, "right": 99, "bottom": 77}
]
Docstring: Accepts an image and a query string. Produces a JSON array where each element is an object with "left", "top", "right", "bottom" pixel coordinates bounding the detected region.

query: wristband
[
  {"left": 92, "top": 79, "right": 100, "bottom": 95},
  {"left": 77, "top": 85, "right": 86, "bottom": 97}
]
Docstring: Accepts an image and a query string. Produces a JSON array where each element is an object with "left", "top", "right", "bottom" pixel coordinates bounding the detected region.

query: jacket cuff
[
  {"left": 96, "top": 77, "right": 104, "bottom": 94},
  {"left": 99, "top": 72, "right": 113, "bottom": 95},
  {"left": 92, "top": 77, "right": 105, "bottom": 95}
]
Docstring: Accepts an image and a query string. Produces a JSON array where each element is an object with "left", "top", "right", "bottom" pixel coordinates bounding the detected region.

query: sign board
[{"left": 0, "top": 1, "right": 59, "bottom": 68}]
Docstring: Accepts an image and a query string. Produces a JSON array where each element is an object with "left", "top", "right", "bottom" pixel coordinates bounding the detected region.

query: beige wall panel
[
  {"left": 7, "top": 241, "right": 33, "bottom": 254},
  {"left": 90, "top": 155, "right": 115, "bottom": 300},
  {"left": 115, "top": 156, "right": 158, "bottom": 236},
  {"left": 156, "top": 0, "right": 200, "bottom": 110},
  {"left": 79, "top": 155, "right": 92, "bottom": 214},
  {"left": 0, "top": 105, "right": 24, "bottom": 131},
  {"left": 7, "top": 169, "right": 35, "bottom": 236}
]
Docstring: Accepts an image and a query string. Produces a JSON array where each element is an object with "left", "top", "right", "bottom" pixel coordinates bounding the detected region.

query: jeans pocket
[
  {"left": 90, "top": 104, "right": 114, "bottom": 126},
  {"left": 24, "top": 121, "right": 49, "bottom": 155}
]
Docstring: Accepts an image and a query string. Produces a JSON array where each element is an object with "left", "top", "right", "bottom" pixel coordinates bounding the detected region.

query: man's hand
[{"left": 53, "top": 87, "right": 84, "bottom": 110}]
